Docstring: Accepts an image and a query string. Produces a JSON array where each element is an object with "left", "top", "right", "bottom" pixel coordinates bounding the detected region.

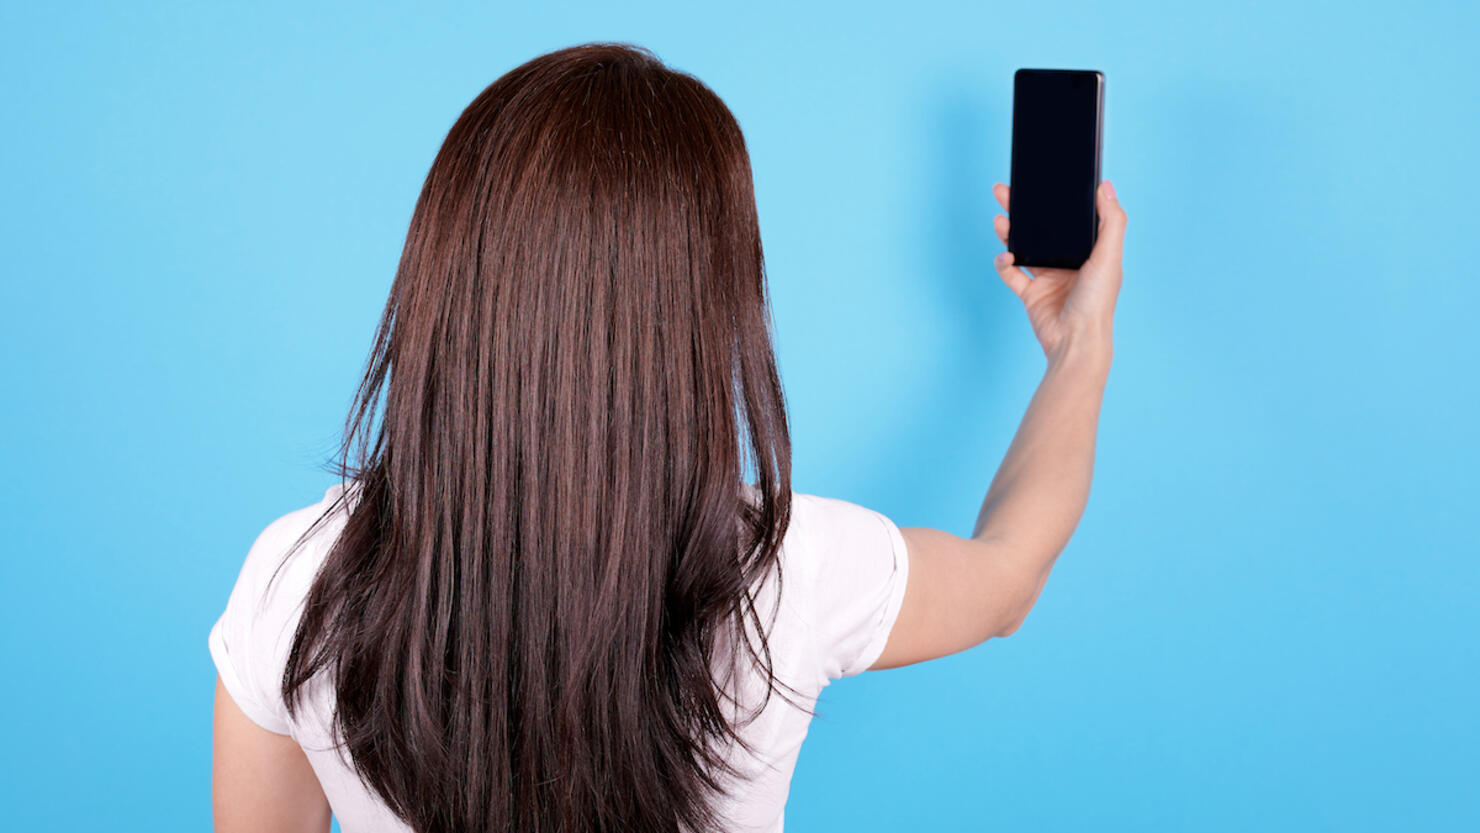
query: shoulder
[
  {"left": 208, "top": 482, "right": 355, "bottom": 733},
  {"left": 258, "top": 481, "right": 355, "bottom": 552},
  {"left": 782, "top": 492, "right": 903, "bottom": 570},
  {"left": 774, "top": 490, "right": 911, "bottom": 681},
  {"left": 740, "top": 488, "right": 904, "bottom": 582},
  {"left": 236, "top": 483, "right": 353, "bottom": 611}
]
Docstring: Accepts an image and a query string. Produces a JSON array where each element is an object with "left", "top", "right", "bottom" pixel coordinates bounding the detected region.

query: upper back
[{"left": 208, "top": 482, "right": 908, "bottom": 832}]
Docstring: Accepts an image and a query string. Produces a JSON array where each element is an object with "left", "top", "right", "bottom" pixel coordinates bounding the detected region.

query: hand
[{"left": 992, "top": 180, "right": 1126, "bottom": 362}]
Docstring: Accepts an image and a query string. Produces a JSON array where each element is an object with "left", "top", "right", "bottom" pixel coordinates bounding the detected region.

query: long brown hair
[{"left": 273, "top": 42, "right": 795, "bottom": 832}]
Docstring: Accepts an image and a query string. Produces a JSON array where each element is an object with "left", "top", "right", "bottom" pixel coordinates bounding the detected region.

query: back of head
[{"left": 277, "top": 42, "right": 794, "bottom": 833}]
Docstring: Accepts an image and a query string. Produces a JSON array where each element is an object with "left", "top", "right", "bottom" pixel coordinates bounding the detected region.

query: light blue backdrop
[{"left": 3, "top": 1, "right": 1475, "bottom": 830}]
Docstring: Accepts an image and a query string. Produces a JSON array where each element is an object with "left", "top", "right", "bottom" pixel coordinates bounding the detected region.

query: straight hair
[{"left": 272, "top": 42, "right": 796, "bottom": 833}]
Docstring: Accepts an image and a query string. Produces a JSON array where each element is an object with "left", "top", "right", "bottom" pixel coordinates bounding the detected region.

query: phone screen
[{"left": 1008, "top": 69, "right": 1104, "bottom": 269}]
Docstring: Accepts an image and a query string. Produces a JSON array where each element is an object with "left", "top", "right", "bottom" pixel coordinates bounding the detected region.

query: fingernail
[
  {"left": 994, "top": 252, "right": 1008, "bottom": 266},
  {"left": 1104, "top": 180, "right": 1117, "bottom": 200}
]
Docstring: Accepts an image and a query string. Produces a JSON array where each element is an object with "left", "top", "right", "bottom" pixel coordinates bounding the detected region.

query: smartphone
[{"left": 1007, "top": 68, "right": 1105, "bottom": 269}]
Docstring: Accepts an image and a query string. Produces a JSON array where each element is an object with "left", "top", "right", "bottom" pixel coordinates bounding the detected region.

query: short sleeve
[
  {"left": 207, "top": 509, "right": 320, "bottom": 736},
  {"left": 789, "top": 493, "right": 911, "bottom": 681}
]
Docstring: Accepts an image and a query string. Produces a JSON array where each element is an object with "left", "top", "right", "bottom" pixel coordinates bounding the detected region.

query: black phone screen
[{"left": 1008, "top": 69, "right": 1104, "bottom": 269}]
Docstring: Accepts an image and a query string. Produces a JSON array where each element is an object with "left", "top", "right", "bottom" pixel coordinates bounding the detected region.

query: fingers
[
  {"left": 992, "top": 182, "right": 1010, "bottom": 213},
  {"left": 991, "top": 183, "right": 1026, "bottom": 298},
  {"left": 993, "top": 251, "right": 1032, "bottom": 300},
  {"left": 1086, "top": 179, "right": 1127, "bottom": 268},
  {"left": 991, "top": 183, "right": 1017, "bottom": 290}
]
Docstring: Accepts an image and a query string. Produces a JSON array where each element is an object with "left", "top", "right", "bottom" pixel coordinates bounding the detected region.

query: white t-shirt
[{"left": 209, "top": 481, "right": 910, "bottom": 832}]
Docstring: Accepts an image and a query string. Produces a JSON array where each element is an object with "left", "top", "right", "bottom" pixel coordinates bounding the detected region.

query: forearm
[{"left": 972, "top": 331, "right": 1111, "bottom": 581}]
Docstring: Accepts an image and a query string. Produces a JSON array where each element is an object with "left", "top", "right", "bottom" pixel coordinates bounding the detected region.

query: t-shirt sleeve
[
  {"left": 207, "top": 514, "right": 307, "bottom": 736},
  {"left": 790, "top": 493, "right": 911, "bottom": 681}
]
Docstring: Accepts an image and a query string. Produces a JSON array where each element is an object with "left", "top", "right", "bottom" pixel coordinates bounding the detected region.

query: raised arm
[{"left": 871, "top": 180, "right": 1126, "bottom": 669}]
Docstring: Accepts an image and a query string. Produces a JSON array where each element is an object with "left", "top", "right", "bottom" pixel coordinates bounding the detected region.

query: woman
[{"left": 209, "top": 42, "right": 1125, "bottom": 833}]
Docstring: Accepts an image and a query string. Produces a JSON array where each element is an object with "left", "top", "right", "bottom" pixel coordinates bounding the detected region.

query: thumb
[{"left": 1084, "top": 180, "right": 1126, "bottom": 269}]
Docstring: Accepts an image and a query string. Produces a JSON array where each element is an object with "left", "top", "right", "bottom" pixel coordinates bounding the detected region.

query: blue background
[{"left": 3, "top": 1, "right": 1476, "bottom": 830}]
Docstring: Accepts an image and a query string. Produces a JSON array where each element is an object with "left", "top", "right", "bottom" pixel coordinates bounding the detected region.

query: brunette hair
[{"left": 273, "top": 42, "right": 795, "bottom": 832}]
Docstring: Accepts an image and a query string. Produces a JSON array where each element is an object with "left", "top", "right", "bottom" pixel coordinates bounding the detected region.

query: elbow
[
  {"left": 966, "top": 536, "right": 1056, "bottom": 641},
  {"left": 990, "top": 578, "right": 1044, "bottom": 638},
  {"left": 993, "top": 609, "right": 1029, "bottom": 638},
  {"left": 986, "top": 549, "right": 1056, "bottom": 639}
]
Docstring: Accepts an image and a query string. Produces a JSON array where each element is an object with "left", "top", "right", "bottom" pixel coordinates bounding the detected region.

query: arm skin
[
  {"left": 872, "top": 180, "right": 1127, "bottom": 669},
  {"left": 213, "top": 677, "right": 332, "bottom": 833}
]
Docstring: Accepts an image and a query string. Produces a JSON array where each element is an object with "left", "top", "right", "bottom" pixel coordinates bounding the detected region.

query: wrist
[{"left": 1046, "top": 326, "right": 1113, "bottom": 378}]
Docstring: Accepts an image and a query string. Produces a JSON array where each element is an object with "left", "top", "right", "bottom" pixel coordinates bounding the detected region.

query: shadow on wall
[{"left": 856, "top": 82, "right": 1030, "bottom": 530}]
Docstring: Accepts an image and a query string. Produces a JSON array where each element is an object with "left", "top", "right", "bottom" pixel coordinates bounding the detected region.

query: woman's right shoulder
[
  {"left": 773, "top": 490, "right": 913, "bottom": 680},
  {"left": 783, "top": 491, "right": 901, "bottom": 565}
]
